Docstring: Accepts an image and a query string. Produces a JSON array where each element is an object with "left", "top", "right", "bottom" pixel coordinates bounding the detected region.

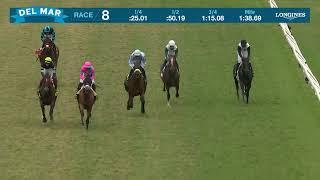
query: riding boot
[
  {"left": 128, "top": 69, "right": 134, "bottom": 80},
  {"left": 124, "top": 79, "right": 129, "bottom": 92},
  {"left": 78, "top": 83, "right": 83, "bottom": 91},
  {"left": 176, "top": 62, "right": 180, "bottom": 73},
  {"left": 160, "top": 60, "right": 167, "bottom": 77},
  {"left": 53, "top": 75, "right": 58, "bottom": 96},
  {"left": 233, "top": 63, "right": 240, "bottom": 78},
  {"left": 40, "top": 68, "right": 44, "bottom": 77},
  {"left": 37, "top": 79, "right": 43, "bottom": 97},
  {"left": 249, "top": 63, "right": 254, "bottom": 77},
  {"left": 76, "top": 83, "right": 83, "bottom": 99},
  {"left": 92, "top": 83, "right": 97, "bottom": 101},
  {"left": 141, "top": 68, "right": 147, "bottom": 84},
  {"left": 124, "top": 69, "right": 134, "bottom": 91},
  {"left": 37, "top": 85, "right": 41, "bottom": 97}
]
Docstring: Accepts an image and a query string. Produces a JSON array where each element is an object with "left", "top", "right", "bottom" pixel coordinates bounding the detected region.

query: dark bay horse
[
  {"left": 161, "top": 55, "right": 180, "bottom": 106},
  {"left": 126, "top": 63, "right": 146, "bottom": 113},
  {"left": 77, "top": 73, "right": 95, "bottom": 129},
  {"left": 36, "top": 37, "right": 59, "bottom": 72},
  {"left": 234, "top": 58, "right": 253, "bottom": 104},
  {"left": 38, "top": 69, "right": 57, "bottom": 122}
]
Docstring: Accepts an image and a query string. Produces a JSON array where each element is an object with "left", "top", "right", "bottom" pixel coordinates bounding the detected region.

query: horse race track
[{"left": 1, "top": 0, "right": 320, "bottom": 179}]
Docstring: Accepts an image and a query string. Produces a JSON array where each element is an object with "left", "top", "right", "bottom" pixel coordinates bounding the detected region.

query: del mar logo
[
  {"left": 275, "top": 12, "right": 306, "bottom": 21},
  {"left": 11, "top": 7, "right": 68, "bottom": 23}
]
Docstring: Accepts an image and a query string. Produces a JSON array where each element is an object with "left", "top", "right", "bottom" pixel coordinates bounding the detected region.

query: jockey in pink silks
[{"left": 76, "top": 61, "right": 97, "bottom": 100}]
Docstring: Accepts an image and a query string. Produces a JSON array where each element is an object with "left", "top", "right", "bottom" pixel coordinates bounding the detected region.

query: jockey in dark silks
[
  {"left": 161, "top": 40, "right": 179, "bottom": 78},
  {"left": 38, "top": 57, "right": 57, "bottom": 96},
  {"left": 41, "top": 26, "right": 56, "bottom": 46},
  {"left": 234, "top": 40, "right": 253, "bottom": 78}
]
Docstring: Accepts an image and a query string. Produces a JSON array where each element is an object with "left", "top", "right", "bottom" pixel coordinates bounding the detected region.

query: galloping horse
[
  {"left": 38, "top": 69, "right": 57, "bottom": 122},
  {"left": 36, "top": 37, "right": 59, "bottom": 73},
  {"left": 234, "top": 57, "right": 253, "bottom": 104},
  {"left": 161, "top": 55, "right": 180, "bottom": 106},
  {"left": 77, "top": 72, "right": 96, "bottom": 129},
  {"left": 126, "top": 60, "right": 146, "bottom": 113}
]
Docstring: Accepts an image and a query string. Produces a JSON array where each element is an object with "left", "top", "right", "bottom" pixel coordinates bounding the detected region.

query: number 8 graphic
[{"left": 102, "top": 10, "right": 110, "bottom": 21}]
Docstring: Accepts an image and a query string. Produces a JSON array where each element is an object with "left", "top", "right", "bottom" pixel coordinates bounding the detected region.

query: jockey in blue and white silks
[
  {"left": 127, "top": 49, "right": 147, "bottom": 80},
  {"left": 124, "top": 49, "right": 147, "bottom": 91}
]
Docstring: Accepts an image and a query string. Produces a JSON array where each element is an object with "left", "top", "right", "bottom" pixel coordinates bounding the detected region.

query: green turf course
[{"left": 1, "top": 0, "right": 320, "bottom": 179}]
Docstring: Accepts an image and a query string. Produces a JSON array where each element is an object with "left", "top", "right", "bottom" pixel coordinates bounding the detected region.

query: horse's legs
[
  {"left": 130, "top": 96, "right": 134, "bottom": 109},
  {"left": 163, "top": 82, "right": 166, "bottom": 92},
  {"left": 175, "top": 83, "right": 179, "bottom": 98},
  {"left": 127, "top": 97, "right": 130, "bottom": 110},
  {"left": 240, "top": 82, "right": 245, "bottom": 102},
  {"left": 86, "top": 110, "right": 91, "bottom": 130},
  {"left": 41, "top": 103, "right": 47, "bottom": 123},
  {"left": 246, "top": 84, "right": 251, "bottom": 104},
  {"left": 53, "top": 75, "right": 58, "bottom": 91},
  {"left": 79, "top": 105, "right": 84, "bottom": 126},
  {"left": 246, "top": 88, "right": 249, "bottom": 104},
  {"left": 234, "top": 77, "right": 239, "bottom": 100},
  {"left": 127, "top": 95, "right": 133, "bottom": 110},
  {"left": 167, "top": 87, "right": 171, "bottom": 106},
  {"left": 140, "top": 95, "right": 145, "bottom": 114},
  {"left": 49, "top": 96, "right": 56, "bottom": 121}
]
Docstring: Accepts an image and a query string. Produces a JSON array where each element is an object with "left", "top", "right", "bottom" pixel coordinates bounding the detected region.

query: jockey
[
  {"left": 43, "top": 56, "right": 55, "bottom": 70},
  {"left": 127, "top": 49, "right": 147, "bottom": 80},
  {"left": 234, "top": 40, "right": 253, "bottom": 76},
  {"left": 124, "top": 49, "right": 147, "bottom": 91},
  {"left": 161, "top": 40, "right": 179, "bottom": 77},
  {"left": 41, "top": 25, "right": 56, "bottom": 43},
  {"left": 38, "top": 57, "right": 57, "bottom": 96},
  {"left": 77, "top": 61, "right": 96, "bottom": 100}
]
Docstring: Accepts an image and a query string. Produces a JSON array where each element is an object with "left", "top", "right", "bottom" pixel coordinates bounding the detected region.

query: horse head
[
  {"left": 41, "top": 37, "right": 56, "bottom": 58},
  {"left": 241, "top": 58, "right": 250, "bottom": 74},
  {"left": 167, "top": 55, "right": 177, "bottom": 72},
  {"left": 41, "top": 71, "right": 54, "bottom": 94},
  {"left": 132, "top": 68, "right": 143, "bottom": 79},
  {"left": 239, "top": 58, "right": 253, "bottom": 82},
  {"left": 43, "top": 37, "right": 54, "bottom": 49},
  {"left": 83, "top": 72, "right": 93, "bottom": 95}
]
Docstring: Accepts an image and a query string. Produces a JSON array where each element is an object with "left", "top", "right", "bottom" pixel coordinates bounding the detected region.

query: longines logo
[{"left": 275, "top": 12, "right": 306, "bottom": 21}]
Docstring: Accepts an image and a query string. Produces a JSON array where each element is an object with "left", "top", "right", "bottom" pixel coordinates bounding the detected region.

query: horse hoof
[
  {"left": 43, "top": 118, "right": 47, "bottom": 123},
  {"left": 176, "top": 94, "right": 179, "bottom": 98},
  {"left": 167, "top": 102, "right": 171, "bottom": 107}
]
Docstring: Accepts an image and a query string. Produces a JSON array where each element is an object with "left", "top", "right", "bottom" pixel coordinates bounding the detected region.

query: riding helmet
[
  {"left": 240, "top": 40, "right": 247, "bottom": 48},
  {"left": 45, "top": 57, "right": 52, "bottom": 64}
]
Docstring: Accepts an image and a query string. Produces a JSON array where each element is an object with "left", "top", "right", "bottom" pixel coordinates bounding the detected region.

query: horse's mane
[
  {"left": 40, "top": 73, "right": 54, "bottom": 89},
  {"left": 83, "top": 74, "right": 92, "bottom": 86},
  {"left": 42, "top": 38, "right": 56, "bottom": 49}
]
